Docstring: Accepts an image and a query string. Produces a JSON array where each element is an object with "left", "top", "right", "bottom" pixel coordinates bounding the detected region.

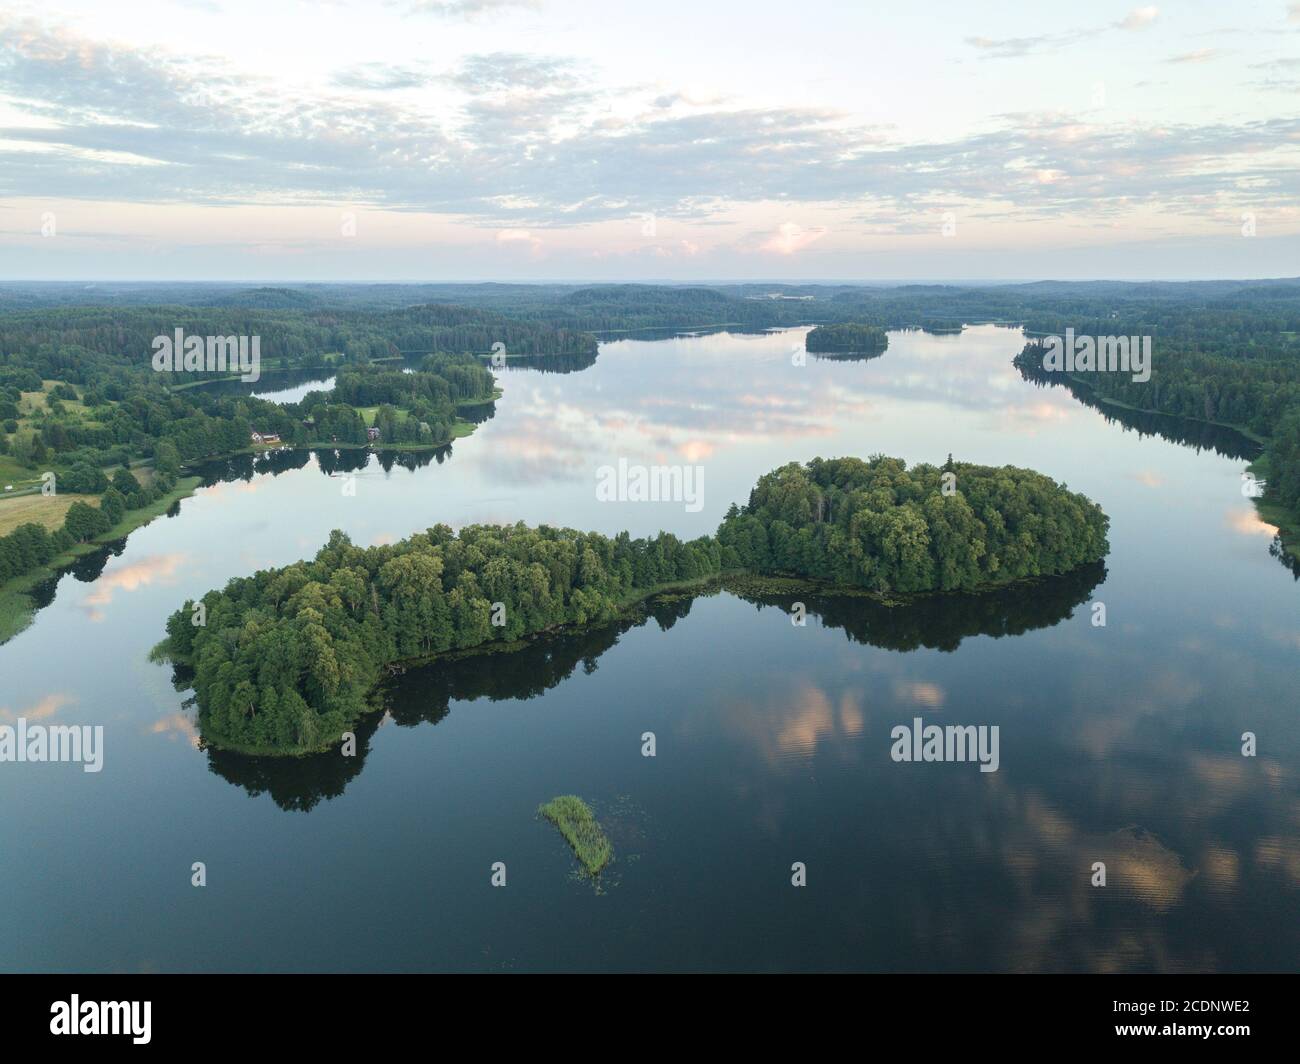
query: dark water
[{"left": 2, "top": 326, "right": 1297, "bottom": 972}]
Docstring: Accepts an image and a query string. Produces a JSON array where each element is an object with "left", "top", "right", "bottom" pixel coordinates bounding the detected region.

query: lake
[{"left": 2, "top": 325, "right": 1296, "bottom": 972}]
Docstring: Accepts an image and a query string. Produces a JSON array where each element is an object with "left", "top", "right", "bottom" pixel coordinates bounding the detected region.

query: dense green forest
[
  {"left": 0, "top": 301, "right": 578, "bottom": 485},
  {"left": 1013, "top": 312, "right": 1300, "bottom": 539},
  {"left": 0, "top": 301, "right": 573, "bottom": 482},
  {"left": 0, "top": 299, "right": 518, "bottom": 637},
  {"left": 716, "top": 456, "right": 1109, "bottom": 593},
  {"left": 163, "top": 521, "right": 723, "bottom": 753},
  {"left": 0, "top": 282, "right": 818, "bottom": 332},
  {"left": 805, "top": 323, "right": 889, "bottom": 354},
  {"left": 161, "top": 455, "right": 1107, "bottom": 755},
  {"left": 0, "top": 301, "right": 595, "bottom": 371}
]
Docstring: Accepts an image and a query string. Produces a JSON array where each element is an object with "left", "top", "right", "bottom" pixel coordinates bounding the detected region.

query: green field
[{"left": 0, "top": 492, "right": 101, "bottom": 537}]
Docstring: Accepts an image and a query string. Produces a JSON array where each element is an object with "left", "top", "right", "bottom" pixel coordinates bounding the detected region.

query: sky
[{"left": 0, "top": 0, "right": 1298, "bottom": 281}]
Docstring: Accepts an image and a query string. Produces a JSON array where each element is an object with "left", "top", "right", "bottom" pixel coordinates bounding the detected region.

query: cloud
[
  {"left": 678, "top": 439, "right": 714, "bottom": 462},
  {"left": 1117, "top": 6, "right": 1159, "bottom": 30},
  {"left": 1, "top": 15, "right": 1298, "bottom": 240},
  {"left": 1226, "top": 508, "right": 1278, "bottom": 536},
  {"left": 331, "top": 64, "right": 433, "bottom": 91},
  {"left": 80, "top": 553, "right": 187, "bottom": 619},
  {"left": 496, "top": 227, "right": 543, "bottom": 254},
  {"left": 149, "top": 711, "right": 200, "bottom": 748},
  {"left": 965, "top": 33, "right": 1078, "bottom": 59},
  {"left": 1248, "top": 57, "right": 1300, "bottom": 93},
  {"left": 968, "top": 7, "right": 1157, "bottom": 60},
  {"left": 652, "top": 89, "right": 730, "bottom": 110},
  {"left": 759, "top": 222, "right": 827, "bottom": 255},
  {"left": 447, "top": 52, "right": 579, "bottom": 94},
  {"left": 0, "top": 692, "right": 76, "bottom": 723},
  {"left": 403, "top": 0, "right": 541, "bottom": 18},
  {"left": 1166, "top": 48, "right": 1221, "bottom": 64},
  {"left": 894, "top": 680, "right": 946, "bottom": 708}
]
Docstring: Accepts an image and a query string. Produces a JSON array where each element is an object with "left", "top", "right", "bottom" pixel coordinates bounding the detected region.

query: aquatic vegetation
[{"left": 538, "top": 795, "right": 613, "bottom": 876}]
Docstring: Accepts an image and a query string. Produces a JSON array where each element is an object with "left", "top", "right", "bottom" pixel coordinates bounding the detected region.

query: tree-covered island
[
  {"left": 804, "top": 323, "right": 889, "bottom": 354},
  {"left": 159, "top": 455, "right": 1109, "bottom": 755}
]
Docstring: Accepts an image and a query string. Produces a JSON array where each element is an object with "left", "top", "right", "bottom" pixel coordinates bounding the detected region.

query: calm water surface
[{"left": 2, "top": 326, "right": 1297, "bottom": 972}]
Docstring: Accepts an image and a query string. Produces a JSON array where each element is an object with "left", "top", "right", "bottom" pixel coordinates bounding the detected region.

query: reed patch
[{"left": 538, "top": 795, "right": 613, "bottom": 876}]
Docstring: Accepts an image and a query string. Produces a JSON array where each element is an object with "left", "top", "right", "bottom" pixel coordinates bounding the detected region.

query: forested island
[
  {"left": 805, "top": 323, "right": 889, "bottom": 354},
  {"left": 716, "top": 456, "right": 1109, "bottom": 592},
  {"left": 159, "top": 455, "right": 1109, "bottom": 756}
]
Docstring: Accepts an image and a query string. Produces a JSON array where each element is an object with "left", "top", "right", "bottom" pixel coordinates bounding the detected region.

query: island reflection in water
[{"left": 199, "top": 565, "right": 1105, "bottom": 812}]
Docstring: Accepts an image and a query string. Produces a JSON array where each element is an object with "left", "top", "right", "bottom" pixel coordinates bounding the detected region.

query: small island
[
  {"left": 296, "top": 357, "right": 497, "bottom": 449},
  {"left": 158, "top": 455, "right": 1108, "bottom": 755},
  {"left": 805, "top": 323, "right": 889, "bottom": 355},
  {"left": 538, "top": 796, "right": 613, "bottom": 877}
]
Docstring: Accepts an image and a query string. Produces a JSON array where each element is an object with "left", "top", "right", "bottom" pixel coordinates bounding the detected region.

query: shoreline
[
  {"left": 1060, "top": 374, "right": 1269, "bottom": 446},
  {"left": 1247, "top": 454, "right": 1300, "bottom": 562},
  {"left": 1027, "top": 364, "right": 1297, "bottom": 558},
  {"left": 1075, "top": 378, "right": 1297, "bottom": 557},
  {"left": 0, "top": 398, "right": 493, "bottom": 645},
  {"left": 0, "top": 475, "right": 203, "bottom": 644}
]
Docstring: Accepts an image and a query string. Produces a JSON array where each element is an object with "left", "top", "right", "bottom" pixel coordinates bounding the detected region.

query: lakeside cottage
[{"left": 250, "top": 431, "right": 281, "bottom": 445}]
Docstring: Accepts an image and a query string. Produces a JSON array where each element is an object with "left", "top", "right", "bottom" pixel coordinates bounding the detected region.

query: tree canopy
[
  {"left": 716, "top": 456, "right": 1109, "bottom": 593},
  {"left": 805, "top": 323, "right": 889, "bottom": 354}
]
